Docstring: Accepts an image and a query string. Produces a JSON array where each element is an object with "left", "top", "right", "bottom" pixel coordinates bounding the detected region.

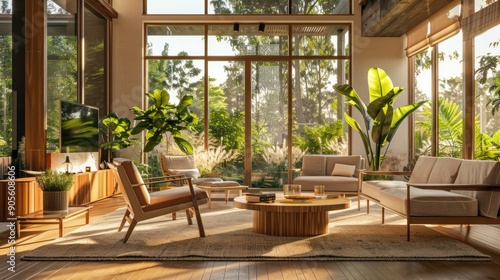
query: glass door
[{"left": 250, "top": 61, "right": 289, "bottom": 188}]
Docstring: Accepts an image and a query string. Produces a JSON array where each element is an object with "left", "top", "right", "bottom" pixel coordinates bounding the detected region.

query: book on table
[{"left": 245, "top": 192, "right": 276, "bottom": 203}]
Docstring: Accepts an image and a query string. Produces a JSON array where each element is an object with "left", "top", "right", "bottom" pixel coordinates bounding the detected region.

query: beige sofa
[
  {"left": 292, "top": 155, "right": 364, "bottom": 202},
  {"left": 359, "top": 156, "right": 500, "bottom": 240}
]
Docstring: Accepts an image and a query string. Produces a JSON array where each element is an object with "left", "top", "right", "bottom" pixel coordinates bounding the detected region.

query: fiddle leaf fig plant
[
  {"left": 334, "top": 68, "right": 428, "bottom": 171},
  {"left": 99, "top": 112, "right": 135, "bottom": 151},
  {"left": 131, "top": 89, "right": 198, "bottom": 154}
]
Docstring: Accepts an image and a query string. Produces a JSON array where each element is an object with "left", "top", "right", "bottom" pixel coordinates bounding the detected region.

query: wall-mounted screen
[{"left": 60, "top": 100, "right": 100, "bottom": 153}]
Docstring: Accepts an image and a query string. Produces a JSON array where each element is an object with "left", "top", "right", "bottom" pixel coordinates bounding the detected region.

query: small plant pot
[{"left": 43, "top": 191, "right": 69, "bottom": 214}]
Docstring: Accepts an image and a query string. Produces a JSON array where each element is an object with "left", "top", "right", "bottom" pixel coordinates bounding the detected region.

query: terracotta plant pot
[{"left": 43, "top": 191, "right": 69, "bottom": 214}]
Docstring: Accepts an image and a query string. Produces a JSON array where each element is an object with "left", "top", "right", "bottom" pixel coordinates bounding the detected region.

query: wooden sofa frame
[{"left": 358, "top": 170, "right": 500, "bottom": 241}]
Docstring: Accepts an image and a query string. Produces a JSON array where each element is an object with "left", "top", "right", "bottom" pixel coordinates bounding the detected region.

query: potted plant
[
  {"left": 36, "top": 169, "right": 74, "bottom": 214},
  {"left": 334, "top": 67, "right": 428, "bottom": 171}
]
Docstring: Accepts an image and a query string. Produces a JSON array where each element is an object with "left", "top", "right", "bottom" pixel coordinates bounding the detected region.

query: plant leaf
[{"left": 368, "top": 68, "right": 394, "bottom": 103}]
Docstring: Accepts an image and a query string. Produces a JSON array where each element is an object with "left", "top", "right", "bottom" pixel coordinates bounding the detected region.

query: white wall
[{"left": 110, "top": 3, "right": 409, "bottom": 163}]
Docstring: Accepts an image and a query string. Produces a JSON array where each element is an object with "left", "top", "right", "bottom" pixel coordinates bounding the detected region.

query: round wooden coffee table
[{"left": 233, "top": 196, "right": 350, "bottom": 236}]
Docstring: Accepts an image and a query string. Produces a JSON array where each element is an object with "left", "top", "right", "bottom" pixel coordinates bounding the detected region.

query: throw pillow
[{"left": 331, "top": 164, "right": 356, "bottom": 177}]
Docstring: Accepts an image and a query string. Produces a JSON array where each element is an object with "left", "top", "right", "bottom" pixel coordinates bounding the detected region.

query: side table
[
  {"left": 16, "top": 206, "right": 92, "bottom": 238},
  {"left": 197, "top": 182, "right": 248, "bottom": 208}
]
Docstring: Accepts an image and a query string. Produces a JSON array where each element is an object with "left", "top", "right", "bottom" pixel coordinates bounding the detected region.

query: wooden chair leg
[
  {"left": 407, "top": 221, "right": 411, "bottom": 241},
  {"left": 118, "top": 209, "right": 130, "bottom": 232},
  {"left": 172, "top": 212, "right": 177, "bottom": 220},
  {"left": 192, "top": 202, "right": 205, "bottom": 237},
  {"left": 185, "top": 209, "right": 193, "bottom": 225},
  {"left": 123, "top": 219, "right": 137, "bottom": 243}
]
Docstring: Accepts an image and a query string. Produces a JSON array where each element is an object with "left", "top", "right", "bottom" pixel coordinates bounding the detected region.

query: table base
[{"left": 253, "top": 211, "right": 329, "bottom": 236}]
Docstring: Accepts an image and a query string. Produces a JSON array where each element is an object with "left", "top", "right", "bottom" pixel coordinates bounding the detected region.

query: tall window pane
[
  {"left": 147, "top": 57, "right": 204, "bottom": 177},
  {"left": 292, "top": 59, "right": 348, "bottom": 165},
  {"left": 474, "top": 24, "right": 500, "bottom": 160},
  {"left": 251, "top": 61, "right": 289, "bottom": 188},
  {"left": 46, "top": 0, "right": 77, "bottom": 153},
  {"left": 0, "top": 0, "right": 12, "bottom": 165},
  {"left": 437, "top": 32, "right": 463, "bottom": 157},
  {"left": 84, "top": 4, "right": 108, "bottom": 121},
  {"left": 413, "top": 49, "right": 433, "bottom": 156},
  {"left": 206, "top": 61, "right": 244, "bottom": 182}
]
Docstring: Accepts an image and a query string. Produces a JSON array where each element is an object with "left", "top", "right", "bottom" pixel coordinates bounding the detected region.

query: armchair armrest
[
  {"left": 131, "top": 176, "right": 193, "bottom": 189},
  {"left": 289, "top": 168, "right": 301, "bottom": 173}
]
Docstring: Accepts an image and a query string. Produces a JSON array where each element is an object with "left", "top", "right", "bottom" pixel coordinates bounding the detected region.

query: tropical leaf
[
  {"left": 387, "top": 101, "right": 428, "bottom": 142},
  {"left": 335, "top": 67, "right": 427, "bottom": 170},
  {"left": 368, "top": 68, "right": 394, "bottom": 103}
]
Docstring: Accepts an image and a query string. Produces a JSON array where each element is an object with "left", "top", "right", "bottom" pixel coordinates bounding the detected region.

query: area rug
[{"left": 21, "top": 202, "right": 491, "bottom": 261}]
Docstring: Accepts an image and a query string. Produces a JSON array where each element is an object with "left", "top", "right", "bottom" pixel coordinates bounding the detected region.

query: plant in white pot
[{"left": 36, "top": 169, "right": 74, "bottom": 214}]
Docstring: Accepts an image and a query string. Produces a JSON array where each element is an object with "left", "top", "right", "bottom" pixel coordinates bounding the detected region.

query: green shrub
[{"left": 36, "top": 169, "right": 74, "bottom": 191}]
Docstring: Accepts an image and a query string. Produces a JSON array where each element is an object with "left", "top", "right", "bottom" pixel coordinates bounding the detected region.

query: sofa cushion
[
  {"left": 331, "top": 164, "right": 356, "bottom": 177},
  {"left": 300, "top": 155, "right": 326, "bottom": 176},
  {"left": 362, "top": 180, "right": 407, "bottom": 201},
  {"left": 293, "top": 176, "right": 358, "bottom": 192},
  {"left": 325, "top": 155, "right": 362, "bottom": 177},
  {"left": 426, "top": 157, "right": 463, "bottom": 183},
  {"left": 380, "top": 187, "right": 478, "bottom": 217},
  {"left": 408, "top": 156, "right": 438, "bottom": 183},
  {"left": 452, "top": 160, "right": 500, "bottom": 218}
]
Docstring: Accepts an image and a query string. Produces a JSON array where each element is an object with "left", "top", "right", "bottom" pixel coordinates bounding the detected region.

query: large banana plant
[
  {"left": 334, "top": 68, "right": 428, "bottom": 171},
  {"left": 131, "top": 89, "right": 198, "bottom": 154}
]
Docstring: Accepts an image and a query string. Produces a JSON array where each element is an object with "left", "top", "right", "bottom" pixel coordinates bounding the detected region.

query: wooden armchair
[{"left": 114, "top": 159, "right": 208, "bottom": 243}]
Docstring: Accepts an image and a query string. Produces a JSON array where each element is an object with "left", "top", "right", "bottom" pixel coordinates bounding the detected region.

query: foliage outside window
[
  {"left": 145, "top": 0, "right": 351, "bottom": 15},
  {"left": 0, "top": 1, "right": 12, "bottom": 158},
  {"left": 146, "top": 21, "right": 350, "bottom": 187},
  {"left": 474, "top": 25, "right": 500, "bottom": 160}
]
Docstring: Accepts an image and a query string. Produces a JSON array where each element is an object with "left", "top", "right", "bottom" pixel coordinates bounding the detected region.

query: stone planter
[{"left": 43, "top": 191, "right": 69, "bottom": 214}]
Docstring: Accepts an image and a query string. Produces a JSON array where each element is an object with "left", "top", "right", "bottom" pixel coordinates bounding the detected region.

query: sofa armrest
[
  {"left": 359, "top": 170, "right": 413, "bottom": 176},
  {"left": 407, "top": 183, "right": 500, "bottom": 191},
  {"left": 358, "top": 170, "right": 412, "bottom": 182}
]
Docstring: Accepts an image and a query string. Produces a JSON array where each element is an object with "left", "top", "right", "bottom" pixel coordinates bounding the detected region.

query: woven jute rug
[{"left": 21, "top": 200, "right": 491, "bottom": 261}]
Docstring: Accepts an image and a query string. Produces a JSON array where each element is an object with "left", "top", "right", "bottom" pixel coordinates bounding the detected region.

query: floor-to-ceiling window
[
  {"left": 473, "top": 11, "right": 500, "bottom": 160},
  {"left": 410, "top": 0, "right": 500, "bottom": 160},
  {"left": 144, "top": 1, "right": 351, "bottom": 187},
  {"left": 46, "top": 0, "right": 111, "bottom": 156},
  {"left": 0, "top": 0, "right": 12, "bottom": 177}
]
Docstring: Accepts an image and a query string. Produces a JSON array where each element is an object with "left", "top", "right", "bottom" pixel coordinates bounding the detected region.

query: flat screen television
[{"left": 60, "top": 100, "right": 100, "bottom": 153}]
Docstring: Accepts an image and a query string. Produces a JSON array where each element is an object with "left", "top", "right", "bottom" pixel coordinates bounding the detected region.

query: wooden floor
[{"left": 1, "top": 195, "right": 499, "bottom": 280}]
